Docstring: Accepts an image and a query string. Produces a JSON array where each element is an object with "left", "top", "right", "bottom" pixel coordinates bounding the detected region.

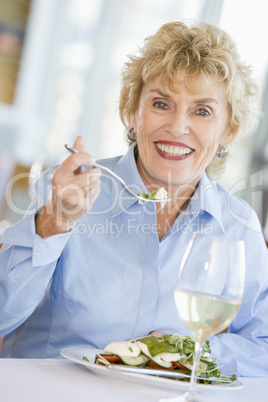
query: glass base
[{"left": 159, "top": 390, "right": 201, "bottom": 402}]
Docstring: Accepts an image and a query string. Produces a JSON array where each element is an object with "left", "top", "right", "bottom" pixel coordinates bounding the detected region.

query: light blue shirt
[{"left": 0, "top": 144, "right": 268, "bottom": 377}]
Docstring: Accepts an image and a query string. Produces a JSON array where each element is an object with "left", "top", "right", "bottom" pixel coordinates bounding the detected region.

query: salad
[
  {"left": 92, "top": 334, "right": 237, "bottom": 384},
  {"left": 137, "top": 187, "right": 168, "bottom": 208}
]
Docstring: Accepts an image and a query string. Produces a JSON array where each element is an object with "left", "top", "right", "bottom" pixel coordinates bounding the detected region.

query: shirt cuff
[
  {"left": 1, "top": 211, "right": 72, "bottom": 267},
  {"left": 1, "top": 212, "right": 37, "bottom": 248},
  {"left": 32, "top": 231, "right": 72, "bottom": 267}
]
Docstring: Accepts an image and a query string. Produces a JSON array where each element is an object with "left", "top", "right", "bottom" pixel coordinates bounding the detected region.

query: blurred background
[{"left": 0, "top": 0, "right": 268, "bottom": 239}]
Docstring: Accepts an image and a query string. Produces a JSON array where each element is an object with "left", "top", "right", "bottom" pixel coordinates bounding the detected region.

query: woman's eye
[
  {"left": 153, "top": 101, "right": 168, "bottom": 110},
  {"left": 196, "top": 108, "right": 211, "bottom": 116}
]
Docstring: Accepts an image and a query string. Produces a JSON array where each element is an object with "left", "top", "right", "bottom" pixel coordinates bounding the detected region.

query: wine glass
[{"left": 160, "top": 233, "right": 245, "bottom": 402}]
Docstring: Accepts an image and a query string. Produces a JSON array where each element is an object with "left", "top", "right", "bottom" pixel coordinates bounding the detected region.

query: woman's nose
[{"left": 166, "top": 110, "right": 190, "bottom": 137}]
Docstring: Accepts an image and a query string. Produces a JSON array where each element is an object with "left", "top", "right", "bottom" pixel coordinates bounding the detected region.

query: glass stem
[{"left": 187, "top": 340, "right": 203, "bottom": 400}]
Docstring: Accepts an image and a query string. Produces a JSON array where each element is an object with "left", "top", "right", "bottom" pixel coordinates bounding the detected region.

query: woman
[{"left": 0, "top": 21, "right": 267, "bottom": 377}]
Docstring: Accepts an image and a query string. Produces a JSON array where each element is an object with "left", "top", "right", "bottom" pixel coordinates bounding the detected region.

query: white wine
[{"left": 174, "top": 290, "right": 240, "bottom": 342}]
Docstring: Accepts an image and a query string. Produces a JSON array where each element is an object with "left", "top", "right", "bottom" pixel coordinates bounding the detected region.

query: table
[{"left": 1, "top": 358, "right": 267, "bottom": 402}]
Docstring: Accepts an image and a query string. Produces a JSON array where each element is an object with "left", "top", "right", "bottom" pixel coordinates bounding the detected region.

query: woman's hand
[
  {"left": 148, "top": 331, "right": 165, "bottom": 337},
  {"left": 217, "top": 327, "right": 229, "bottom": 335},
  {"left": 36, "top": 136, "right": 101, "bottom": 238}
]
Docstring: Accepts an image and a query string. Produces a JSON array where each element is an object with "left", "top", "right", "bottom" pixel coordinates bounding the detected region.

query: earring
[
  {"left": 127, "top": 128, "right": 136, "bottom": 142},
  {"left": 216, "top": 145, "right": 229, "bottom": 158}
]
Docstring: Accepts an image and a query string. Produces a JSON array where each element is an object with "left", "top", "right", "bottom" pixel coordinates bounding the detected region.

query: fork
[
  {"left": 64, "top": 144, "right": 170, "bottom": 204},
  {"left": 105, "top": 363, "right": 233, "bottom": 383}
]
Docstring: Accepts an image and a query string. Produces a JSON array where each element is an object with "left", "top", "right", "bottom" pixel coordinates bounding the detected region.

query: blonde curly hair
[{"left": 119, "top": 21, "right": 261, "bottom": 179}]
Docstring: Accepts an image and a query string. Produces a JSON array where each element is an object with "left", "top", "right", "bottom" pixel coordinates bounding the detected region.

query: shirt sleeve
[
  {"left": 0, "top": 169, "right": 72, "bottom": 337},
  {"left": 209, "top": 225, "right": 268, "bottom": 377}
]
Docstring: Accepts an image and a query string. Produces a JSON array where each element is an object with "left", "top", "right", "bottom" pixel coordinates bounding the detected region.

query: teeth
[{"left": 157, "top": 143, "right": 193, "bottom": 156}]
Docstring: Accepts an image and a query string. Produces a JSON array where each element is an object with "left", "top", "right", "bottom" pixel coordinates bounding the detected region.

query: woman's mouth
[{"left": 155, "top": 142, "right": 194, "bottom": 157}]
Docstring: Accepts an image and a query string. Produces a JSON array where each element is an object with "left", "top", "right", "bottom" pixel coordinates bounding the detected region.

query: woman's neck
[
  {"left": 135, "top": 148, "right": 199, "bottom": 238},
  {"left": 153, "top": 183, "right": 196, "bottom": 240}
]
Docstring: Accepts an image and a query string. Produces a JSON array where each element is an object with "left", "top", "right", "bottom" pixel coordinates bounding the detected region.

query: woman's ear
[
  {"left": 130, "top": 113, "right": 137, "bottom": 133},
  {"left": 223, "top": 125, "right": 235, "bottom": 145}
]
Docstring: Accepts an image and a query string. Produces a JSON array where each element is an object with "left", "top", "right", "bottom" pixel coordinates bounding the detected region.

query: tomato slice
[
  {"left": 146, "top": 361, "right": 175, "bottom": 370},
  {"left": 173, "top": 361, "right": 189, "bottom": 370},
  {"left": 99, "top": 354, "right": 121, "bottom": 363}
]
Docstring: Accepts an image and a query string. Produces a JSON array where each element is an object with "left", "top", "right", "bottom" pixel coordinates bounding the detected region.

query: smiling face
[{"left": 132, "top": 71, "right": 232, "bottom": 191}]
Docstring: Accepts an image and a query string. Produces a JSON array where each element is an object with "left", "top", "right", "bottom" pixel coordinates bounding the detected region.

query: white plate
[{"left": 61, "top": 347, "right": 243, "bottom": 392}]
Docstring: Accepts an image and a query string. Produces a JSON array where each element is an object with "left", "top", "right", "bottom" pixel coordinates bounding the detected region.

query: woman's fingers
[
  {"left": 68, "top": 166, "right": 101, "bottom": 188},
  {"left": 36, "top": 137, "right": 101, "bottom": 237},
  {"left": 148, "top": 331, "right": 165, "bottom": 337},
  {"left": 72, "top": 136, "right": 87, "bottom": 174},
  {"left": 53, "top": 152, "right": 97, "bottom": 188},
  {"left": 49, "top": 143, "right": 101, "bottom": 225},
  {"left": 217, "top": 327, "right": 229, "bottom": 335},
  {"left": 73, "top": 135, "right": 86, "bottom": 152},
  {"left": 52, "top": 166, "right": 101, "bottom": 213}
]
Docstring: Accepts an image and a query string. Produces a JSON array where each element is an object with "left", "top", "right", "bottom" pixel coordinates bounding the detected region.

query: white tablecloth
[{"left": 0, "top": 358, "right": 267, "bottom": 402}]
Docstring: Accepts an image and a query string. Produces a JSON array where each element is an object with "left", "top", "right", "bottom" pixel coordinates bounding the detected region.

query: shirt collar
[{"left": 188, "top": 172, "right": 225, "bottom": 233}]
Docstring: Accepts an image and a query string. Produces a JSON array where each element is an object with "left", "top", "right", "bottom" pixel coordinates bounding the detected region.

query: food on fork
[{"left": 137, "top": 187, "right": 169, "bottom": 208}]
